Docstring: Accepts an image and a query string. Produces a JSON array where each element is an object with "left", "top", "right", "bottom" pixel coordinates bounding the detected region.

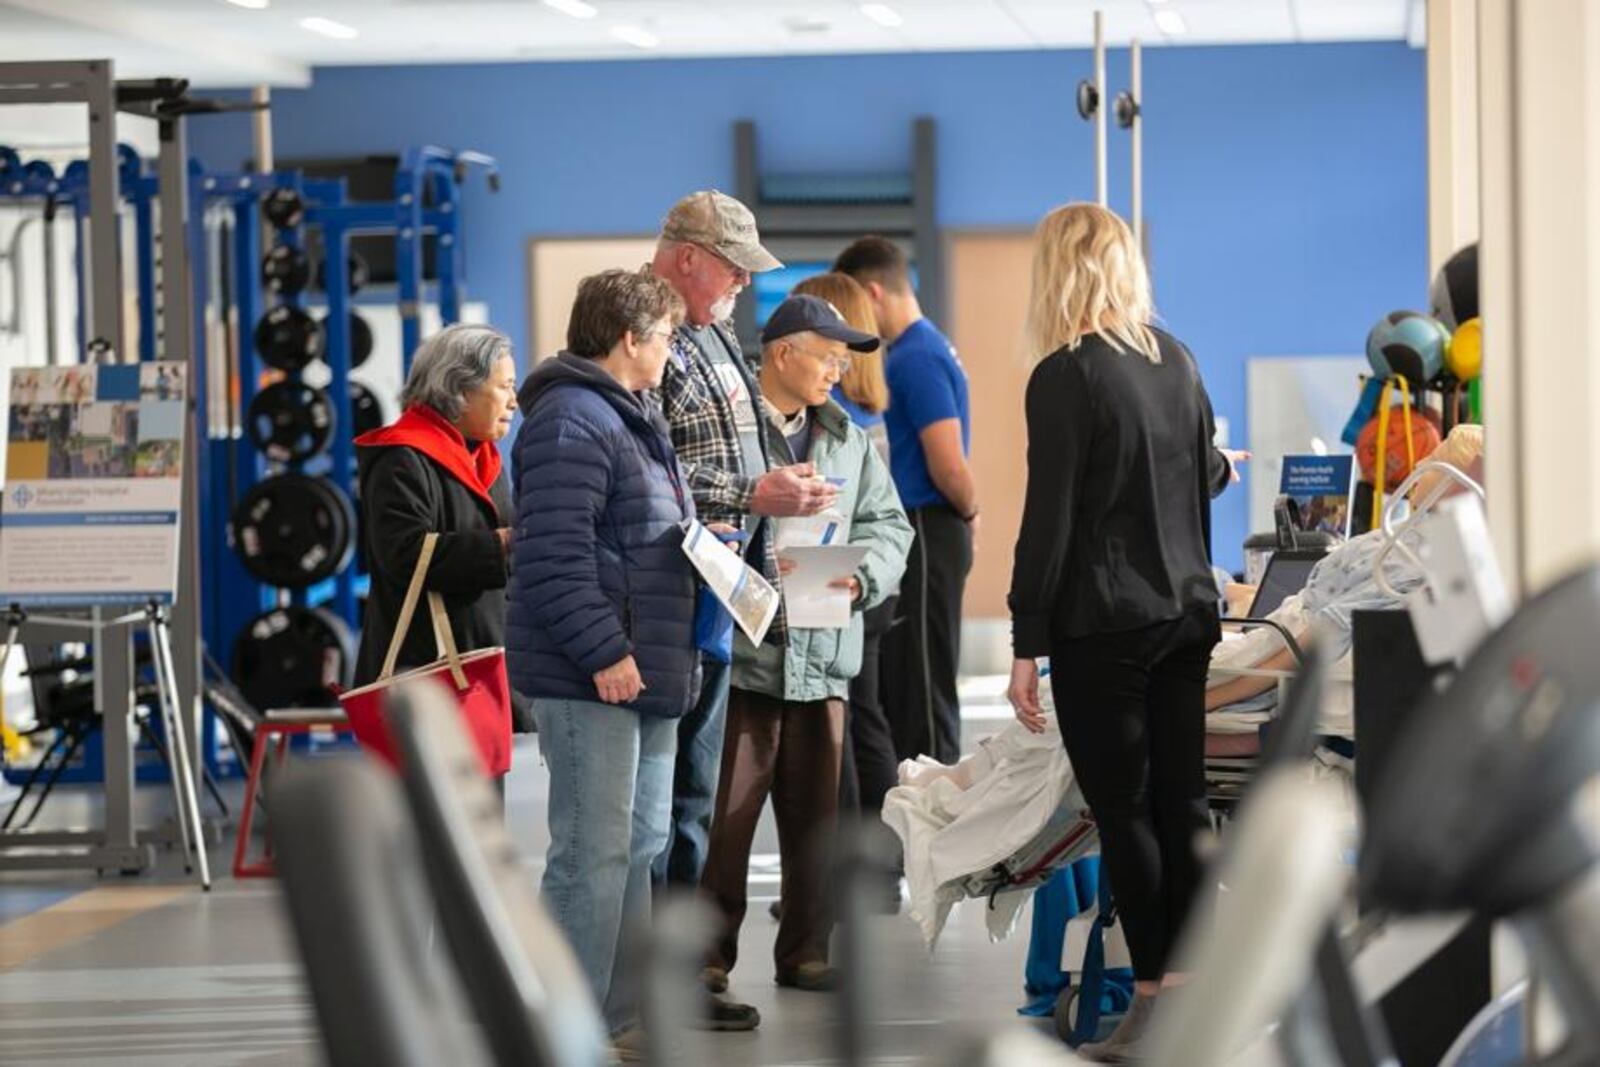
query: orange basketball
[{"left": 1356, "top": 408, "right": 1442, "bottom": 485}]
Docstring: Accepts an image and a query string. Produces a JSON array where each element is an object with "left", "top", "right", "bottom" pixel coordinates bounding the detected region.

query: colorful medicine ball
[
  {"left": 1366, "top": 311, "right": 1451, "bottom": 387},
  {"left": 1356, "top": 407, "right": 1443, "bottom": 486},
  {"left": 1430, "top": 243, "right": 1479, "bottom": 331},
  {"left": 1446, "top": 317, "right": 1482, "bottom": 382}
]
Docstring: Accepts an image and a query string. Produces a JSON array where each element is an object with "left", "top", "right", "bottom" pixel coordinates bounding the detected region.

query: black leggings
[{"left": 1049, "top": 608, "right": 1218, "bottom": 981}]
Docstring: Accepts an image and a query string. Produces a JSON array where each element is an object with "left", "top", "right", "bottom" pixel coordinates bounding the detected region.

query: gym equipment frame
[{"left": 0, "top": 61, "right": 211, "bottom": 880}]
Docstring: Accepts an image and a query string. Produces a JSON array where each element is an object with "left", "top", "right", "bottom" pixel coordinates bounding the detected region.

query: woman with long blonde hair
[{"left": 1006, "top": 203, "right": 1243, "bottom": 1062}]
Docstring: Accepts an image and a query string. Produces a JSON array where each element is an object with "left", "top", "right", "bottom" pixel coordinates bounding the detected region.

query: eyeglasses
[
  {"left": 792, "top": 345, "right": 853, "bottom": 374},
  {"left": 696, "top": 244, "right": 752, "bottom": 285}
]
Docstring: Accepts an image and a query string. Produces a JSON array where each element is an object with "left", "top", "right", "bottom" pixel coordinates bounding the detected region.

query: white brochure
[
  {"left": 779, "top": 544, "right": 869, "bottom": 630},
  {"left": 680, "top": 520, "right": 779, "bottom": 646}
]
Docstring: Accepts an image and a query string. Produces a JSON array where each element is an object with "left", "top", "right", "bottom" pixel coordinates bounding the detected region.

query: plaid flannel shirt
[{"left": 652, "top": 322, "right": 789, "bottom": 644}]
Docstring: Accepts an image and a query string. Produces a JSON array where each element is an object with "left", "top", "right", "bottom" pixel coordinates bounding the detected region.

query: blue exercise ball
[{"left": 1366, "top": 310, "right": 1451, "bottom": 387}]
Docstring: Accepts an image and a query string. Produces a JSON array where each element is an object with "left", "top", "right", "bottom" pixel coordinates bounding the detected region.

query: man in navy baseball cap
[
  {"left": 761, "top": 293, "right": 882, "bottom": 353},
  {"left": 699, "top": 292, "right": 910, "bottom": 997}
]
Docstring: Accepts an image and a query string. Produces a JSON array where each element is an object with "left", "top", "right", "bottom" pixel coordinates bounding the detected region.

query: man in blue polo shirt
[{"left": 835, "top": 236, "right": 977, "bottom": 768}]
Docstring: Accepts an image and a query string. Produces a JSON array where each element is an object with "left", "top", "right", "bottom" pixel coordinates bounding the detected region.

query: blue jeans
[
  {"left": 533, "top": 697, "right": 677, "bottom": 1034},
  {"left": 651, "top": 656, "right": 730, "bottom": 889}
]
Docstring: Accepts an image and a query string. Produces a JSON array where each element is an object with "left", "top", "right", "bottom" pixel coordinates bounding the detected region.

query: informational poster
[
  {"left": 0, "top": 362, "right": 186, "bottom": 606},
  {"left": 1279, "top": 454, "right": 1357, "bottom": 538}
]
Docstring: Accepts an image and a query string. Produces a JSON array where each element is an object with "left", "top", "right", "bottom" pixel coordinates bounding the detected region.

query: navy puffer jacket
[{"left": 506, "top": 353, "right": 699, "bottom": 718}]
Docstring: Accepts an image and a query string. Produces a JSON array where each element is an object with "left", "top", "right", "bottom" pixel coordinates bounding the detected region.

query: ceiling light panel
[
  {"left": 299, "top": 16, "right": 359, "bottom": 40},
  {"left": 542, "top": 0, "right": 598, "bottom": 19},
  {"left": 860, "top": 4, "right": 904, "bottom": 29},
  {"left": 610, "top": 23, "right": 660, "bottom": 49}
]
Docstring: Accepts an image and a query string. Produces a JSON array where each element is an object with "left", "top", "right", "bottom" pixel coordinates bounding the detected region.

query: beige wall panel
[
  {"left": 527, "top": 236, "right": 655, "bottom": 366},
  {"left": 946, "top": 230, "right": 1034, "bottom": 620}
]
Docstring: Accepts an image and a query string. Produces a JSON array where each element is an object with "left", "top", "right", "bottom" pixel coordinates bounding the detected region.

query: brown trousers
[{"left": 700, "top": 687, "right": 845, "bottom": 976}]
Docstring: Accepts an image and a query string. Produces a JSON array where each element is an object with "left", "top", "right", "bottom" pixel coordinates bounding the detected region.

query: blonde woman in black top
[{"left": 1007, "top": 203, "right": 1245, "bottom": 1063}]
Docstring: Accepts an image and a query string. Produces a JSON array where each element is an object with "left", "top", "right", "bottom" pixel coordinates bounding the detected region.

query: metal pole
[
  {"left": 83, "top": 60, "right": 124, "bottom": 360},
  {"left": 146, "top": 612, "right": 194, "bottom": 874},
  {"left": 156, "top": 108, "right": 207, "bottom": 818},
  {"left": 251, "top": 85, "right": 272, "bottom": 173},
  {"left": 1131, "top": 38, "right": 1144, "bottom": 245},
  {"left": 154, "top": 609, "right": 211, "bottom": 889},
  {"left": 1095, "top": 10, "right": 1107, "bottom": 206}
]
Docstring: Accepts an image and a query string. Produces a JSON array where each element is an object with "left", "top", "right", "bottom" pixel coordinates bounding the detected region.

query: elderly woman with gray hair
[{"left": 352, "top": 322, "right": 529, "bottom": 734}]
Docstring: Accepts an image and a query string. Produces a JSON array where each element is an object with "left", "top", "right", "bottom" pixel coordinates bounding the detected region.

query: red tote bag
[{"left": 340, "top": 532, "right": 513, "bottom": 777}]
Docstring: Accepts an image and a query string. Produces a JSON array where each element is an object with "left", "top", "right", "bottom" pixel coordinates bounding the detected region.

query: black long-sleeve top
[{"left": 1008, "top": 327, "right": 1231, "bottom": 657}]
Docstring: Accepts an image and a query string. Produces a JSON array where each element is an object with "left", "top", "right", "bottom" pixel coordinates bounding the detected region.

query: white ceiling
[{"left": 0, "top": 0, "right": 1423, "bottom": 89}]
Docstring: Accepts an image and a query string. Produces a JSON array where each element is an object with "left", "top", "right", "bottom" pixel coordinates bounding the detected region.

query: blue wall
[{"left": 190, "top": 42, "right": 1427, "bottom": 568}]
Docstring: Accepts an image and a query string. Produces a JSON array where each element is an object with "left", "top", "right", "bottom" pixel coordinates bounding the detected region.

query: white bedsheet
[{"left": 883, "top": 709, "right": 1080, "bottom": 948}]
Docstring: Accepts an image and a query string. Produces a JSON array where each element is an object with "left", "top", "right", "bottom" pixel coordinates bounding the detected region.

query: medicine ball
[
  {"left": 1430, "top": 243, "right": 1479, "bottom": 331},
  {"left": 1356, "top": 408, "right": 1443, "bottom": 486},
  {"left": 1446, "top": 318, "right": 1482, "bottom": 382},
  {"left": 1366, "top": 311, "right": 1450, "bottom": 387}
]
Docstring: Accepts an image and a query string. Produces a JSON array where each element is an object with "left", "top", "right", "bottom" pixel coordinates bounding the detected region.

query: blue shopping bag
[{"left": 694, "top": 528, "right": 746, "bottom": 664}]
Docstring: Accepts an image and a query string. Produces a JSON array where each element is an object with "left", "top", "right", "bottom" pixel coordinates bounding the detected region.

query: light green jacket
[{"left": 733, "top": 398, "right": 912, "bottom": 702}]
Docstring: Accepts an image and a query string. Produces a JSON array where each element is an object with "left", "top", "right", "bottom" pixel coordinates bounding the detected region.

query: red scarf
[{"left": 355, "top": 403, "right": 503, "bottom": 512}]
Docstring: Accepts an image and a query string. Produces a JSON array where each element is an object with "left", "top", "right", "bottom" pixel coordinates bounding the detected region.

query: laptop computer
[{"left": 1246, "top": 548, "right": 1325, "bottom": 618}]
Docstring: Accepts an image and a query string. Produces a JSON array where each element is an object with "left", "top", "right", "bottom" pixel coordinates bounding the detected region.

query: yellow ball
[{"left": 1447, "top": 317, "right": 1482, "bottom": 382}]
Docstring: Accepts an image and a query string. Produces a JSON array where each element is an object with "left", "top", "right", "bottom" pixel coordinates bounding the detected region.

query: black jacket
[
  {"left": 353, "top": 442, "right": 533, "bottom": 732},
  {"left": 1009, "top": 327, "right": 1231, "bottom": 656}
]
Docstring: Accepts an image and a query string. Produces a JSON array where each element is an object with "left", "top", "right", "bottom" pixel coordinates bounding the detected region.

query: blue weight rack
[
  {"left": 0, "top": 138, "right": 496, "bottom": 785},
  {"left": 201, "top": 147, "right": 497, "bottom": 756}
]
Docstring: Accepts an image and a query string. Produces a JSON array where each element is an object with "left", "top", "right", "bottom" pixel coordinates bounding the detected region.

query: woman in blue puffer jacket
[{"left": 507, "top": 268, "right": 696, "bottom": 1050}]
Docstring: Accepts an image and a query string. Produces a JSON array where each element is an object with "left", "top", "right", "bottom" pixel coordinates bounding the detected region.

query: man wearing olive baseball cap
[{"left": 648, "top": 193, "right": 837, "bottom": 1034}]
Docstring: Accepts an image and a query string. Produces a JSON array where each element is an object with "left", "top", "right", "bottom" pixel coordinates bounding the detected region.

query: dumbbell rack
[{"left": 205, "top": 148, "right": 496, "bottom": 722}]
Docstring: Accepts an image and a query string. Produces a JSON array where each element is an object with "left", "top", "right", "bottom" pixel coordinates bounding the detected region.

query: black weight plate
[
  {"left": 263, "top": 188, "right": 305, "bottom": 230},
  {"left": 231, "top": 606, "right": 354, "bottom": 710},
  {"left": 315, "top": 252, "right": 370, "bottom": 295},
  {"left": 350, "top": 311, "right": 373, "bottom": 367},
  {"left": 254, "top": 305, "right": 323, "bottom": 373},
  {"left": 230, "top": 472, "right": 355, "bottom": 589},
  {"left": 262, "top": 245, "right": 311, "bottom": 295},
  {"left": 350, "top": 381, "right": 386, "bottom": 437},
  {"left": 247, "top": 381, "right": 335, "bottom": 463},
  {"left": 318, "top": 311, "right": 374, "bottom": 369}
]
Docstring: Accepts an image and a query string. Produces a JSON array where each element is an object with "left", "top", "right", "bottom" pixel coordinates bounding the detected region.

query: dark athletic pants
[
  {"left": 839, "top": 596, "right": 898, "bottom": 815},
  {"left": 1048, "top": 607, "right": 1219, "bottom": 981},
  {"left": 882, "top": 506, "right": 972, "bottom": 767}
]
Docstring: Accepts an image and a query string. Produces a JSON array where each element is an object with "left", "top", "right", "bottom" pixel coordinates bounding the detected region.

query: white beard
[{"left": 710, "top": 293, "right": 739, "bottom": 322}]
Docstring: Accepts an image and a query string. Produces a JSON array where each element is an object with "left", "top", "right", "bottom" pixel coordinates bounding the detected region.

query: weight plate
[
  {"left": 316, "top": 252, "right": 370, "bottom": 296},
  {"left": 350, "top": 381, "right": 386, "bottom": 437},
  {"left": 254, "top": 305, "right": 323, "bottom": 373},
  {"left": 247, "top": 381, "right": 335, "bottom": 463},
  {"left": 263, "top": 187, "right": 305, "bottom": 230},
  {"left": 350, "top": 311, "right": 373, "bottom": 368},
  {"left": 262, "top": 244, "right": 311, "bottom": 295},
  {"left": 319, "top": 311, "right": 374, "bottom": 369},
  {"left": 230, "top": 472, "right": 355, "bottom": 589},
  {"left": 231, "top": 605, "right": 354, "bottom": 711}
]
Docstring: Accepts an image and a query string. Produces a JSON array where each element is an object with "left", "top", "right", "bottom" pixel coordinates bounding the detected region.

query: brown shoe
[
  {"left": 775, "top": 961, "right": 839, "bottom": 992},
  {"left": 700, "top": 965, "right": 729, "bottom": 994},
  {"left": 610, "top": 1026, "right": 648, "bottom": 1064},
  {"left": 689, "top": 992, "right": 760, "bottom": 1031}
]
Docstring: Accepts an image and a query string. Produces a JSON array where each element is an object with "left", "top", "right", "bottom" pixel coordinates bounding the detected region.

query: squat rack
[{"left": 0, "top": 61, "right": 212, "bottom": 879}]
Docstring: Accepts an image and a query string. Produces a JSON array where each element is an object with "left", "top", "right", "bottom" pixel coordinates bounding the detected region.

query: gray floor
[{"left": 0, "top": 710, "right": 1052, "bottom": 1067}]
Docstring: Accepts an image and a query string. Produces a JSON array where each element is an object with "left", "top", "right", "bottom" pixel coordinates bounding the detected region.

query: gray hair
[{"left": 399, "top": 323, "right": 512, "bottom": 421}]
